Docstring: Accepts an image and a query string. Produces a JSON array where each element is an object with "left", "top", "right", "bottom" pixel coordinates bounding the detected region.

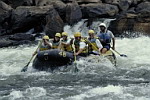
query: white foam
[
  {"left": 9, "top": 90, "right": 23, "bottom": 99},
  {"left": 66, "top": 85, "right": 123, "bottom": 100},
  {"left": 24, "top": 87, "right": 46, "bottom": 97}
]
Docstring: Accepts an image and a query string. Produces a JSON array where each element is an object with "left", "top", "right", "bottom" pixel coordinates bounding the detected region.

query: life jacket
[
  {"left": 98, "top": 31, "right": 111, "bottom": 46},
  {"left": 88, "top": 37, "right": 99, "bottom": 52},
  {"left": 39, "top": 43, "right": 51, "bottom": 51},
  {"left": 61, "top": 39, "right": 73, "bottom": 52},
  {"left": 74, "top": 39, "right": 88, "bottom": 54},
  {"left": 51, "top": 40, "right": 60, "bottom": 49}
]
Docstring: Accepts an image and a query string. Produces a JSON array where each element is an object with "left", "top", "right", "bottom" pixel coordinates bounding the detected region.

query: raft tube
[{"left": 32, "top": 49, "right": 74, "bottom": 71}]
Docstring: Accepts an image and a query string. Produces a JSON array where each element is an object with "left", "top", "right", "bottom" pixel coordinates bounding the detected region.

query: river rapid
[{"left": 0, "top": 20, "right": 150, "bottom": 100}]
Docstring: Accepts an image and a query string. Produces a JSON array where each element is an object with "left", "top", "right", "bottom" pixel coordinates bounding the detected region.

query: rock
[
  {"left": 10, "top": 6, "right": 53, "bottom": 34},
  {"left": 66, "top": 1, "right": 82, "bottom": 25},
  {"left": 135, "top": 1, "right": 150, "bottom": 17},
  {"left": 44, "top": 8, "right": 64, "bottom": 38},
  {"left": 0, "top": 1, "right": 13, "bottom": 35},
  {"left": 109, "top": 18, "right": 150, "bottom": 36},
  {"left": 0, "top": 32, "right": 35, "bottom": 48},
  {"left": 0, "top": 37, "right": 13, "bottom": 48},
  {"left": 81, "top": 3, "right": 119, "bottom": 18},
  {"left": 77, "top": 0, "right": 101, "bottom": 3},
  {"left": 34, "top": 0, "right": 63, "bottom": 6},
  {"left": 52, "top": 0, "right": 66, "bottom": 18},
  {"left": 62, "top": 0, "right": 101, "bottom": 3},
  {"left": 9, "top": 33, "right": 35, "bottom": 41},
  {"left": 118, "top": 0, "right": 130, "bottom": 11},
  {"left": 1, "top": 0, "right": 34, "bottom": 8}
]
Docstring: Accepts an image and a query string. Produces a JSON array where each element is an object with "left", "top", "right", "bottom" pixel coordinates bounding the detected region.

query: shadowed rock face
[
  {"left": 44, "top": 7, "right": 64, "bottom": 38},
  {"left": 10, "top": 6, "right": 53, "bottom": 34},
  {"left": 80, "top": 3, "right": 119, "bottom": 18},
  {"left": 66, "top": 2, "right": 82, "bottom": 25},
  {"left": 0, "top": 1, "right": 13, "bottom": 35}
]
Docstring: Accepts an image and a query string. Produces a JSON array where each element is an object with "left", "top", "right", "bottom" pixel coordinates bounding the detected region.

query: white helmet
[{"left": 99, "top": 23, "right": 106, "bottom": 28}]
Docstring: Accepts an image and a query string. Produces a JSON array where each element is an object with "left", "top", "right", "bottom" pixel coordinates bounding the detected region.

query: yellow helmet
[
  {"left": 62, "top": 32, "right": 68, "bottom": 36},
  {"left": 74, "top": 32, "right": 81, "bottom": 37},
  {"left": 55, "top": 33, "right": 61, "bottom": 38},
  {"left": 88, "top": 30, "right": 95, "bottom": 34},
  {"left": 43, "top": 35, "right": 49, "bottom": 40}
]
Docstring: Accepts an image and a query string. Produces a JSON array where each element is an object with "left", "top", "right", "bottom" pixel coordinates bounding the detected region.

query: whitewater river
[{"left": 0, "top": 35, "right": 150, "bottom": 100}]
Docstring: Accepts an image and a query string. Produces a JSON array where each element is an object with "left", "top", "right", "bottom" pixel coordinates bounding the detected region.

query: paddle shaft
[
  {"left": 84, "top": 38, "right": 100, "bottom": 54},
  {"left": 72, "top": 40, "right": 77, "bottom": 62},
  {"left": 72, "top": 39, "right": 78, "bottom": 72},
  {"left": 110, "top": 48, "right": 127, "bottom": 57},
  {"left": 21, "top": 40, "right": 42, "bottom": 72}
]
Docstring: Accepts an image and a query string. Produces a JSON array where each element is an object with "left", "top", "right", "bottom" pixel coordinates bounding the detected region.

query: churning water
[
  {"left": 0, "top": 36, "right": 150, "bottom": 100},
  {"left": 0, "top": 19, "right": 150, "bottom": 100}
]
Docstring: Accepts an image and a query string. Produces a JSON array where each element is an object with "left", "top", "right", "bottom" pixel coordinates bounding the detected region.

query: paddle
[
  {"left": 21, "top": 40, "right": 42, "bottom": 72},
  {"left": 83, "top": 38, "right": 101, "bottom": 55},
  {"left": 72, "top": 39, "right": 79, "bottom": 72},
  {"left": 110, "top": 48, "right": 127, "bottom": 57}
]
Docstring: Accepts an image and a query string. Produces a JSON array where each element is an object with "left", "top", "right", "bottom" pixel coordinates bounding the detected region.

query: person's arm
[
  {"left": 33, "top": 41, "right": 42, "bottom": 56},
  {"left": 112, "top": 37, "right": 115, "bottom": 50},
  {"left": 96, "top": 39, "right": 103, "bottom": 51},
  {"left": 44, "top": 39, "right": 52, "bottom": 48},
  {"left": 108, "top": 30, "right": 115, "bottom": 50},
  {"left": 74, "top": 42, "right": 86, "bottom": 56},
  {"left": 61, "top": 39, "right": 71, "bottom": 46}
]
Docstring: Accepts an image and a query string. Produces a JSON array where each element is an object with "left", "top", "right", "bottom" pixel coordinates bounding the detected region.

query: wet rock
[
  {"left": 1, "top": 0, "right": 34, "bottom": 8},
  {"left": 9, "top": 33, "right": 35, "bottom": 41},
  {"left": 0, "top": 33, "right": 35, "bottom": 48},
  {"left": 0, "top": 1, "right": 13, "bottom": 35},
  {"left": 109, "top": 18, "right": 150, "bottom": 36},
  {"left": 81, "top": 3, "right": 119, "bottom": 18},
  {"left": 52, "top": 0, "right": 66, "bottom": 18},
  {"left": 66, "top": 1, "right": 82, "bottom": 25},
  {"left": 34, "top": 0, "right": 64, "bottom": 6},
  {"left": 135, "top": 1, "right": 150, "bottom": 18},
  {"left": 0, "top": 37, "right": 13, "bottom": 48},
  {"left": 10, "top": 6, "right": 53, "bottom": 34},
  {"left": 44, "top": 8, "right": 64, "bottom": 38}
]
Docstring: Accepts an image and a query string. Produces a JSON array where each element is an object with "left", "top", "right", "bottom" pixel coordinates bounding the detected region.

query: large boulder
[
  {"left": 0, "top": 1, "right": 13, "bottom": 35},
  {"left": 9, "top": 33, "right": 35, "bottom": 41},
  {"left": 0, "top": 36, "right": 13, "bottom": 48},
  {"left": 135, "top": 1, "right": 150, "bottom": 18},
  {"left": 44, "top": 8, "right": 64, "bottom": 38},
  {"left": 0, "top": 32, "right": 35, "bottom": 48},
  {"left": 10, "top": 6, "right": 54, "bottom": 34},
  {"left": 1, "top": 0, "right": 33, "bottom": 8},
  {"left": 81, "top": 3, "right": 119, "bottom": 18},
  {"left": 65, "top": 1, "right": 82, "bottom": 25},
  {"left": 52, "top": 0, "right": 66, "bottom": 19}
]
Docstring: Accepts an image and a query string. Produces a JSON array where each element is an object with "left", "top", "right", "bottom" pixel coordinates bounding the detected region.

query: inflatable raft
[{"left": 32, "top": 49, "right": 116, "bottom": 71}]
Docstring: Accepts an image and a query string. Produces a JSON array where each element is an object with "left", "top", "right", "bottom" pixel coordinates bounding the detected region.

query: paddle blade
[
  {"left": 120, "top": 54, "right": 127, "bottom": 57},
  {"left": 74, "top": 62, "right": 79, "bottom": 72},
  {"left": 21, "top": 65, "right": 28, "bottom": 72}
]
